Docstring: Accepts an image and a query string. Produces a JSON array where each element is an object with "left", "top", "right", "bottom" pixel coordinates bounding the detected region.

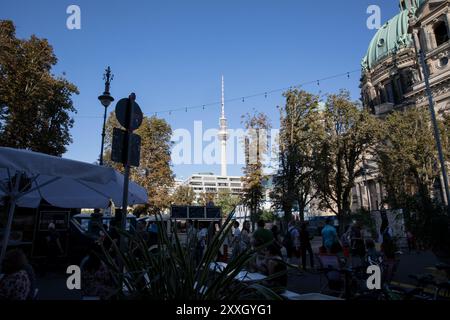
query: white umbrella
[{"left": 0, "top": 147, "right": 148, "bottom": 266}]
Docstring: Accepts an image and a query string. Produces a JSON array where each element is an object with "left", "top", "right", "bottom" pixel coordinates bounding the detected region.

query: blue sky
[{"left": 0, "top": 0, "right": 400, "bottom": 179}]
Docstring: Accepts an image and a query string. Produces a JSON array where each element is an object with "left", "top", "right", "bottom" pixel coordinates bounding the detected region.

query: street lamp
[
  {"left": 417, "top": 49, "right": 450, "bottom": 215},
  {"left": 98, "top": 66, "right": 114, "bottom": 166}
]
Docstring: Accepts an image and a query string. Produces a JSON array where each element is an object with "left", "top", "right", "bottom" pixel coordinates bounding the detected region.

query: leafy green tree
[
  {"left": 171, "top": 185, "right": 196, "bottom": 206},
  {"left": 376, "top": 107, "right": 438, "bottom": 211},
  {"left": 440, "top": 112, "right": 450, "bottom": 183},
  {"left": 216, "top": 189, "right": 240, "bottom": 217},
  {"left": 312, "top": 90, "right": 378, "bottom": 231},
  {"left": 0, "top": 20, "right": 78, "bottom": 156},
  {"left": 260, "top": 209, "right": 275, "bottom": 222},
  {"left": 198, "top": 192, "right": 216, "bottom": 206},
  {"left": 241, "top": 111, "right": 271, "bottom": 229},
  {"left": 271, "top": 89, "right": 321, "bottom": 224},
  {"left": 104, "top": 112, "right": 174, "bottom": 215}
]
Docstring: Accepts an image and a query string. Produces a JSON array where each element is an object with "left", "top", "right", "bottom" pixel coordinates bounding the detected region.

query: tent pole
[{"left": 0, "top": 172, "right": 21, "bottom": 272}]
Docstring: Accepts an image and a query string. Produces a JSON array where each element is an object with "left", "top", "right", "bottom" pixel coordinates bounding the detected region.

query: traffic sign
[
  {"left": 115, "top": 98, "right": 143, "bottom": 131},
  {"left": 111, "top": 127, "right": 141, "bottom": 167}
]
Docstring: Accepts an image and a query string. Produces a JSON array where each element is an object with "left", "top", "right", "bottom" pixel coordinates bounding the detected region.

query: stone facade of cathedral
[{"left": 352, "top": 0, "right": 450, "bottom": 212}]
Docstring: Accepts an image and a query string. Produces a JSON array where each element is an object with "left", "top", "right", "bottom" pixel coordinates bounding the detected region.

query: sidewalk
[
  {"left": 35, "top": 272, "right": 81, "bottom": 300},
  {"left": 284, "top": 249, "right": 443, "bottom": 296}
]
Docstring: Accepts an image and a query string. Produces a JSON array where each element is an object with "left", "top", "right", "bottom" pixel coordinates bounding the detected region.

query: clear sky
[{"left": 0, "top": 0, "right": 400, "bottom": 179}]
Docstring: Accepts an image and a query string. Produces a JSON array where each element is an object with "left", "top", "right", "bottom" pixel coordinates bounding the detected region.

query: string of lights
[{"left": 74, "top": 68, "right": 360, "bottom": 119}]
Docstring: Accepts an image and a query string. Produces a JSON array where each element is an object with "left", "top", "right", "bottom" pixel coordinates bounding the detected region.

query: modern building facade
[
  {"left": 354, "top": 0, "right": 450, "bottom": 211},
  {"left": 184, "top": 173, "right": 243, "bottom": 197}
]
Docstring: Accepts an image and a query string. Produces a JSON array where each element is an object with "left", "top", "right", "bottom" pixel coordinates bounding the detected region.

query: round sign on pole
[{"left": 115, "top": 98, "right": 143, "bottom": 131}]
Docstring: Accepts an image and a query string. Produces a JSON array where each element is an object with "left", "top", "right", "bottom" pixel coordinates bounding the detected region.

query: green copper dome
[
  {"left": 362, "top": 10, "right": 413, "bottom": 70},
  {"left": 361, "top": 1, "right": 426, "bottom": 70}
]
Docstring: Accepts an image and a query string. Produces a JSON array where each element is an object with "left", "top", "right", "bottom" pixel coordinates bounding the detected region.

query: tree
[
  {"left": 104, "top": 112, "right": 174, "bottom": 215},
  {"left": 376, "top": 108, "right": 440, "bottom": 212},
  {"left": 216, "top": 189, "right": 240, "bottom": 217},
  {"left": 0, "top": 20, "right": 79, "bottom": 156},
  {"left": 312, "top": 90, "right": 378, "bottom": 231},
  {"left": 271, "top": 89, "right": 321, "bottom": 225},
  {"left": 440, "top": 112, "right": 450, "bottom": 186},
  {"left": 171, "top": 185, "right": 196, "bottom": 206},
  {"left": 198, "top": 192, "right": 216, "bottom": 206},
  {"left": 241, "top": 110, "right": 271, "bottom": 229}
]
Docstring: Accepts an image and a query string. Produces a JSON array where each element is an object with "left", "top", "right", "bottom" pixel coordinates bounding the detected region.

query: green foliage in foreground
[{"left": 99, "top": 213, "right": 284, "bottom": 300}]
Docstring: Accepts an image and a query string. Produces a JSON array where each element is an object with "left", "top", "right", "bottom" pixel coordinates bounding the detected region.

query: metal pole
[
  {"left": 0, "top": 172, "right": 21, "bottom": 272},
  {"left": 99, "top": 106, "right": 107, "bottom": 166},
  {"left": 418, "top": 49, "right": 450, "bottom": 215},
  {"left": 120, "top": 93, "right": 136, "bottom": 252}
]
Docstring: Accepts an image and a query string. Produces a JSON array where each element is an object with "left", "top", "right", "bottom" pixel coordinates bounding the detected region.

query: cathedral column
[
  {"left": 412, "top": 29, "right": 425, "bottom": 81},
  {"left": 446, "top": 12, "right": 450, "bottom": 36}
]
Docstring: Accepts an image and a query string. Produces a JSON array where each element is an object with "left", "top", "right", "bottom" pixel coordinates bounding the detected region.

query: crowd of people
[
  {"left": 0, "top": 213, "right": 405, "bottom": 300},
  {"left": 223, "top": 216, "right": 403, "bottom": 290}
]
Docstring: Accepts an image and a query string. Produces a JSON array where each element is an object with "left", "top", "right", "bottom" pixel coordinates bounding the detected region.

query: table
[
  {"left": 282, "top": 292, "right": 343, "bottom": 300},
  {"left": 234, "top": 271, "right": 267, "bottom": 282},
  {"left": 208, "top": 262, "right": 267, "bottom": 282},
  {"left": 208, "top": 262, "right": 228, "bottom": 272}
]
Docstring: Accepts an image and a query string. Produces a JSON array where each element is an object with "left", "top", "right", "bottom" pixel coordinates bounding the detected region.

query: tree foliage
[
  {"left": 241, "top": 111, "right": 271, "bottom": 227},
  {"left": 312, "top": 90, "right": 378, "bottom": 230},
  {"left": 271, "top": 89, "right": 321, "bottom": 224},
  {"left": 0, "top": 20, "right": 79, "bottom": 156},
  {"left": 197, "top": 192, "right": 217, "bottom": 206},
  {"left": 104, "top": 112, "right": 174, "bottom": 215},
  {"left": 171, "top": 185, "right": 196, "bottom": 206},
  {"left": 376, "top": 107, "right": 439, "bottom": 211},
  {"left": 215, "top": 189, "right": 240, "bottom": 218}
]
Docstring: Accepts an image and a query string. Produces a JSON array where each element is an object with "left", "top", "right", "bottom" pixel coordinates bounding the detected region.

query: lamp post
[
  {"left": 418, "top": 49, "right": 450, "bottom": 215},
  {"left": 98, "top": 66, "right": 114, "bottom": 166}
]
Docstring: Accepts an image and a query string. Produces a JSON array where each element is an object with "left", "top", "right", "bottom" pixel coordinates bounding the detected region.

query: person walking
[
  {"left": 299, "top": 222, "right": 314, "bottom": 270},
  {"left": 230, "top": 221, "right": 242, "bottom": 260},
  {"left": 252, "top": 220, "right": 274, "bottom": 247},
  {"left": 283, "top": 220, "right": 300, "bottom": 264},
  {"left": 271, "top": 224, "right": 283, "bottom": 251},
  {"left": 240, "top": 221, "right": 252, "bottom": 252},
  {"left": 44, "top": 222, "right": 63, "bottom": 274},
  {"left": 321, "top": 218, "right": 339, "bottom": 254},
  {"left": 196, "top": 222, "right": 208, "bottom": 262},
  {"left": 350, "top": 221, "right": 366, "bottom": 266}
]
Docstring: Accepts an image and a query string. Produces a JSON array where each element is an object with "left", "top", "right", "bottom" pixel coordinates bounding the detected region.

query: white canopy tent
[{"left": 0, "top": 147, "right": 148, "bottom": 266}]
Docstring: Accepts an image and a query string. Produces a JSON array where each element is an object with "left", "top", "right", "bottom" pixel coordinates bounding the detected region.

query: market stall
[{"left": 0, "top": 147, "right": 148, "bottom": 267}]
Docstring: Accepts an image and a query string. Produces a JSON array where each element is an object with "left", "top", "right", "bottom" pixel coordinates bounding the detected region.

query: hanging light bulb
[
  {"left": 317, "top": 80, "right": 320, "bottom": 86},
  {"left": 347, "top": 72, "right": 350, "bottom": 79},
  {"left": 242, "top": 97, "right": 245, "bottom": 103},
  {"left": 264, "top": 92, "right": 267, "bottom": 99}
]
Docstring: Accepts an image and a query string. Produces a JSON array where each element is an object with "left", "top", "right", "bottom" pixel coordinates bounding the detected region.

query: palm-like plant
[{"left": 99, "top": 209, "right": 284, "bottom": 300}]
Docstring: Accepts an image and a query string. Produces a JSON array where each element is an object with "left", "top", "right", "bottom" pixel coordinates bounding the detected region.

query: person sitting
[
  {"left": 263, "top": 244, "right": 287, "bottom": 290},
  {"left": 80, "top": 248, "right": 115, "bottom": 300},
  {"left": 0, "top": 249, "right": 31, "bottom": 300}
]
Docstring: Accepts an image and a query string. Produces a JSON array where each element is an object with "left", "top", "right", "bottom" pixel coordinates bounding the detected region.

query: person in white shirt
[{"left": 230, "top": 221, "right": 242, "bottom": 260}]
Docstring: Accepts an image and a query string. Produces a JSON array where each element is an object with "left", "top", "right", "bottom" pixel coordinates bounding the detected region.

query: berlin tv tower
[{"left": 218, "top": 75, "right": 229, "bottom": 177}]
